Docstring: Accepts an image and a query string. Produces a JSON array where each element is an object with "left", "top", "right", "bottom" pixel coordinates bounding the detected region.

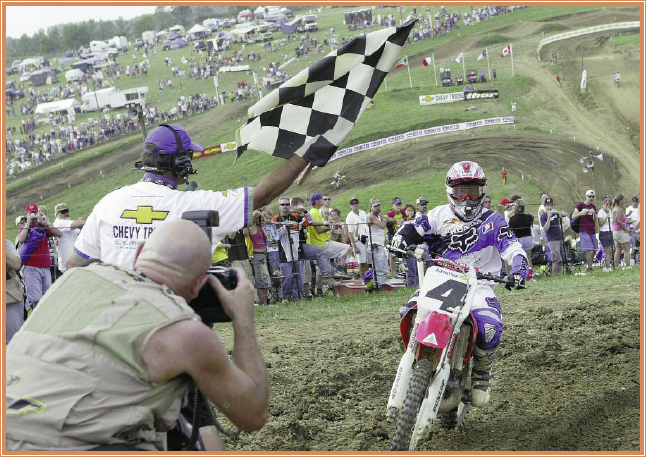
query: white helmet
[{"left": 445, "top": 161, "right": 488, "bottom": 221}]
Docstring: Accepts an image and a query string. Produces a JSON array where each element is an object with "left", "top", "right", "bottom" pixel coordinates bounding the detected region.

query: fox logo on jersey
[{"left": 120, "top": 206, "right": 169, "bottom": 224}]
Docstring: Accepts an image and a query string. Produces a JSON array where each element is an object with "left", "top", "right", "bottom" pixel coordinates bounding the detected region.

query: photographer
[
  {"left": 7, "top": 220, "right": 268, "bottom": 451},
  {"left": 16, "top": 203, "right": 62, "bottom": 309},
  {"left": 540, "top": 197, "right": 564, "bottom": 275}
]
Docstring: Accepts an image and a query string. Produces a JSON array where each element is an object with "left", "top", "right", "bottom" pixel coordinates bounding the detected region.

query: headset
[{"left": 134, "top": 124, "right": 198, "bottom": 184}]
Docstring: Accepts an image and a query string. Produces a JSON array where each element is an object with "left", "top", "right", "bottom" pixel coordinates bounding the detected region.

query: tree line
[{"left": 6, "top": 5, "right": 245, "bottom": 66}]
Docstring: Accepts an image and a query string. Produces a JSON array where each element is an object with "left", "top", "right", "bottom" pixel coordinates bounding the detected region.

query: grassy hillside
[{"left": 5, "top": 5, "right": 640, "bottom": 240}]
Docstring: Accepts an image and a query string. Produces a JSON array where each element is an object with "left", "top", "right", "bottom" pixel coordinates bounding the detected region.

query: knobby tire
[{"left": 390, "top": 359, "right": 434, "bottom": 451}]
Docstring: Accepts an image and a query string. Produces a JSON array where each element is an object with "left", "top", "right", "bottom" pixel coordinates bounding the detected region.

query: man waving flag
[
  {"left": 236, "top": 19, "right": 417, "bottom": 167},
  {"left": 501, "top": 43, "right": 512, "bottom": 58},
  {"left": 477, "top": 49, "right": 487, "bottom": 61}
]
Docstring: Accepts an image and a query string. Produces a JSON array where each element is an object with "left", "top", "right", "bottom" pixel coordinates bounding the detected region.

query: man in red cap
[{"left": 16, "top": 203, "right": 62, "bottom": 309}]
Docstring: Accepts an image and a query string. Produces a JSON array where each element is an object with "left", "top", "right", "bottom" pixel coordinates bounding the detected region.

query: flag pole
[
  {"left": 462, "top": 50, "right": 465, "bottom": 80},
  {"left": 406, "top": 55, "right": 412, "bottom": 88},
  {"left": 486, "top": 47, "right": 491, "bottom": 80},
  {"left": 384, "top": 76, "right": 388, "bottom": 91},
  {"left": 432, "top": 53, "right": 438, "bottom": 86},
  {"left": 511, "top": 44, "right": 515, "bottom": 77}
]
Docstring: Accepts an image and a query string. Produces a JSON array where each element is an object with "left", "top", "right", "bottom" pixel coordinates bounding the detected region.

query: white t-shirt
[
  {"left": 597, "top": 208, "right": 613, "bottom": 232},
  {"left": 626, "top": 205, "right": 640, "bottom": 232},
  {"left": 53, "top": 218, "right": 81, "bottom": 272},
  {"left": 345, "top": 210, "right": 367, "bottom": 240},
  {"left": 74, "top": 180, "right": 253, "bottom": 268}
]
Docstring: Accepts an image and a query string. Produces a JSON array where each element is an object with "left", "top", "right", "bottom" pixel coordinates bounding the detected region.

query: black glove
[
  {"left": 505, "top": 274, "right": 525, "bottom": 291},
  {"left": 406, "top": 243, "right": 418, "bottom": 253}
]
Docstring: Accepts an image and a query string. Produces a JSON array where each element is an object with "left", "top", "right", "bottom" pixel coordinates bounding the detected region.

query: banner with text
[{"left": 420, "top": 89, "right": 499, "bottom": 105}]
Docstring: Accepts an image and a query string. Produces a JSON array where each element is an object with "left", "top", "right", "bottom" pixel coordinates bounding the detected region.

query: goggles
[{"left": 451, "top": 184, "right": 485, "bottom": 202}]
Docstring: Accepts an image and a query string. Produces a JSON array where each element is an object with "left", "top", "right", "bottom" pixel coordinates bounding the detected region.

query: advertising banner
[{"left": 419, "top": 92, "right": 465, "bottom": 105}]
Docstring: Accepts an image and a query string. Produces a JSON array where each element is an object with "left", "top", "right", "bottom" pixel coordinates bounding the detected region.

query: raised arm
[{"left": 253, "top": 155, "right": 308, "bottom": 209}]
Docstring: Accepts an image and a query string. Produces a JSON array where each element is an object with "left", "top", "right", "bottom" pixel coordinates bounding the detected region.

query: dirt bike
[
  {"left": 331, "top": 174, "right": 346, "bottom": 188},
  {"left": 386, "top": 246, "right": 516, "bottom": 451}
]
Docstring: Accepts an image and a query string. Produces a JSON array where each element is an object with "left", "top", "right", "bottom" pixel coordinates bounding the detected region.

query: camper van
[
  {"left": 80, "top": 86, "right": 148, "bottom": 112},
  {"left": 168, "top": 25, "right": 185, "bottom": 40},
  {"left": 108, "top": 36, "right": 128, "bottom": 50},
  {"left": 89, "top": 41, "right": 119, "bottom": 59},
  {"left": 142, "top": 30, "right": 156, "bottom": 45}
]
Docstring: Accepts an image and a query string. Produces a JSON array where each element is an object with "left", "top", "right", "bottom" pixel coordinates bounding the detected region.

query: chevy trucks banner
[
  {"left": 420, "top": 89, "right": 499, "bottom": 105},
  {"left": 419, "top": 92, "right": 465, "bottom": 105}
]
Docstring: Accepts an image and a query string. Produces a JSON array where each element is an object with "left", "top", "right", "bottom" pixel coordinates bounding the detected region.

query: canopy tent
[
  {"left": 65, "top": 68, "right": 85, "bottom": 82},
  {"left": 18, "top": 57, "right": 44, "bottom": 73},
  {"left": 187, "top": 23, "right": 209, "bottom": 38},
  {"left": 70, "top": 59, "right": 97, "bottom": 72},
  {"left": 35, "top": 98, "right": 79, "bottom": 115}
]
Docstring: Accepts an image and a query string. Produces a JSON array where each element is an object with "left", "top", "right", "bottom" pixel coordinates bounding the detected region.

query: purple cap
[
  {"left": 144, "top": 125, "right": 203, "bottom": 154},
  {"left": 309, "top": 193, "right": 323, "bottom": 205}
]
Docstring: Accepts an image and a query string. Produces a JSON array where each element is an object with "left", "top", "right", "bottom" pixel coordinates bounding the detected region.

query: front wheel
[{"left": 390, "top": 359, "right": 433, "bottom": 451}]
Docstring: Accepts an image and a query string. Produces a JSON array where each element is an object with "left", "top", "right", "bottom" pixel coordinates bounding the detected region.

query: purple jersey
[{"left": 394, "top": 204, "right": 529, "bottom": 280}]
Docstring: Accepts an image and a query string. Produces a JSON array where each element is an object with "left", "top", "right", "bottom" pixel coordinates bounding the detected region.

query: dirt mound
[
  {"left": 218, "top": 272, "right": 639, "bottom": 451},
  {"left": 290, "top": 130, "right": 622, "bottom": 206}
]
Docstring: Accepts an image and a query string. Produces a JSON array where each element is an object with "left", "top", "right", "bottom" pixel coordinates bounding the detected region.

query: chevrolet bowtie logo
[
  {"left": 121, "top": 206, "right": 169, "bottom": 224},
  {"left": 421, "top": 96, "right": 435, "bottom": 103}
]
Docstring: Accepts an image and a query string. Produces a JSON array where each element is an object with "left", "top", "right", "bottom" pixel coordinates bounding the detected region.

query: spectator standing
[
  {"left": 572, "top": 190, "right": 598, "bottom": 270},
  {"left": 500, "top": 198, "right": 512, "bottom": 222},
  {"left": 508, "top": 199, "right": 534, "bottom": 278},
  {"left": 626, "top": 196, "right": 640, "bottom": 260},
  {"left": 537, "top": 192, "right": 550, "bottom": 242},
  {"left": 16, "top": 203, "right": 62, "bottom": 309},
  {"left": 511, "top": 100, "right": 517, "bottom": 113},
  {"left": 262, "top": 209, "right": 282, "bottom": 279},
  {"left": 386, "top": 197, "right": 407, "bottom": 276},
  {"left": 501, "top": 167, "right": 508, "bottom": 185},
  {"left": 597, "top": 195, "right": 614, "bottom": 271},
  {"left": 556, "top": 74, "right": 562, "bottom": 87},
  {"left": 321, "top": 195, "right": 332, "bottom": 208},
  {"left": 226, "top": 229, "right": 255, "bottom": 285},
  {"left": 415, "top": 197, "right": 429, "bottom": 218},
  {"left": 540, "top": 197, "right": 564, "bottom": 275},
  {"left": 612, "top": 194, "right": 631, "bottom": 267},
  {"left": 366, "top": 198, "right": 389, "bottom": 287},
  {"left": 273, "top": 197, "right": 302, "bottom": 302},
  {"left": 53, "top": 203, "right": 85, "bottom": 274},
  {"left": 345, "top": 197, "right": 369, "bottom": 277},
  {"left": 6, "top": 240, "right": 25, "bottom": 344},
  {"left": 248, "top": 210, "right": 271, "bottom": 306},
  {"left": 306, "top": 194, "right": 344, "bottom": 291}
]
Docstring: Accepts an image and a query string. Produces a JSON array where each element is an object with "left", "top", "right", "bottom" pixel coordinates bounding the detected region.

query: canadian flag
[
  {"left": 422, "top": 56, "right": 433, "bottom": 67},
  {"left": 501, "top": 43, "right": 512, "bottom": 58}
]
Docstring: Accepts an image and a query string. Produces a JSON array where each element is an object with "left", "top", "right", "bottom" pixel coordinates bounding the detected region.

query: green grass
[
  {"left": 476, "top": 35, "right": 513, "bottom": 47},
  {"left": 214, "top": 265, "right": 640, "bottom": 327},
  {"left": 5, "top": 4, "right": 635, "bottom": 240},
  {"left": 538, "top": 23, "right": 570, "bottom": 34},
  {"left": 611, "top": 33, "right": 640, "bottom": 50}
]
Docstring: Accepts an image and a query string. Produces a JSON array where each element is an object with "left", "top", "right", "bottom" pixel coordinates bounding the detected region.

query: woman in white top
[
  {"left": 597, "top": 195, "right": 614, "bottom": 271},
  {"left": 537, "top": 192, "right": 549, "bottom": 243}
]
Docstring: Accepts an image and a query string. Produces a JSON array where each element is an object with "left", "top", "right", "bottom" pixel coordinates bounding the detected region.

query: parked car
[
  {"left": 162, "top": 40, "right": 172, "bottom": 51},
  {"left": 135, "top": 38, "right": 144, "bottom": 48},
  {"left": 304, "top": 23, "right": 319, "bottom": 32}
]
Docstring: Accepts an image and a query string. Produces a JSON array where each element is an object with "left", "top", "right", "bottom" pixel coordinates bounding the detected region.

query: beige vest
[{"left": 6, "top": 262, "right": 199, "bottom": 451}]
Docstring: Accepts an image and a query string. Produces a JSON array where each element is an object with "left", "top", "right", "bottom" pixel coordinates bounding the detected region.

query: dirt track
[{"left": 217, "top": 271, "right": 639, "bottom": 451}]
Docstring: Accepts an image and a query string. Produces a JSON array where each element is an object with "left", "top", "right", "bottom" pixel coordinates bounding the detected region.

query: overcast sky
[{"left": 5, "top": 6, "right": 157, "bottom": 39}]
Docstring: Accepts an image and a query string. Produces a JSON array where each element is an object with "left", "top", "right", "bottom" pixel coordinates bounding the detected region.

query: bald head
[{"left": 135, "top": 220, "right": 212, "bottom": 294}]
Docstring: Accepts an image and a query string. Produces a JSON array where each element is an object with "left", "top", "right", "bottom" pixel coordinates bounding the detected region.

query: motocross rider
[{"left": 391, "top": 161, "right": 528, "bottom": 407}]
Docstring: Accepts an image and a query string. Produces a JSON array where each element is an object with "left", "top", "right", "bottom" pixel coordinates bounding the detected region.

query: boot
[{"left": 471, "top": 346, "right": 496, "bottom": 407}]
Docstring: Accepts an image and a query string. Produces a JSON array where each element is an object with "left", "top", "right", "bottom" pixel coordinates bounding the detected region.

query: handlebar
[{"left": 387, "top": 245, "right": 518, "bottom": 287}]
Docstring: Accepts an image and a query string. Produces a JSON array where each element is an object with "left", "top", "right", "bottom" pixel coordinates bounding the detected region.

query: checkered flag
[{"left": 236, "top": 19, "right": 417, "bottom": 167}]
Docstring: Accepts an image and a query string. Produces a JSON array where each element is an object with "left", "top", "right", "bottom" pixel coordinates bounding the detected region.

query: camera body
[{"left": 181, "top": 210, "right": 237, "bottom": 325}]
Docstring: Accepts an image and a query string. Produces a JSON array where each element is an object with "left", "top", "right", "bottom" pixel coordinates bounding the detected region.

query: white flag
[
  {"left": 501, "top": 44, "right": 512, "bottom": 58},
  {"left": 454, "top": 51, "right": 464, "bottom": 63}
]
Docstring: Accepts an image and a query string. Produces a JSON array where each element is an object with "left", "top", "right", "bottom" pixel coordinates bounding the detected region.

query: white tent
[
  {"left": 18, "top": 57, "right": 44, "bottom": 73},
  {"left": 187, "top": 24, "right": 209, "bottom": 35},
  {"left": 35, "top": 98, "right": 79, "bottom": 123},
  {"left": 65, "top": 68, "right": 85, "bottom": 82}
]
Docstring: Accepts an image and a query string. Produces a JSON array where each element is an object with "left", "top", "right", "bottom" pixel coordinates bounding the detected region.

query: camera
[{"left": 182, "top": 210, "right": 238, "bottom": 325}]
